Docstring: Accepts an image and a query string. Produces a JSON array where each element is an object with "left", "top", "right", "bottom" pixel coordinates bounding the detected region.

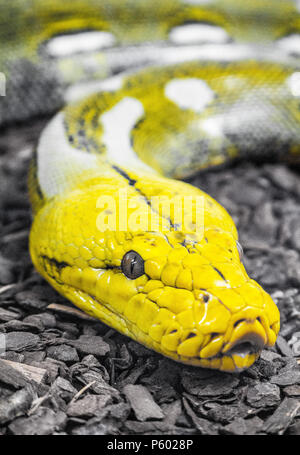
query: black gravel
[{"left": 0, "top": 120, "right": 300, "bottom": 435}]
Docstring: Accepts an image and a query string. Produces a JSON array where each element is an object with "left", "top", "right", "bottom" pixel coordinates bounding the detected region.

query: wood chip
[
  {"left": 182, "top": 397, "right": 218, "bottom": 435},
  {"left": 262, "top": 398, "right": 300, "bottom": 434},
  {"left": 223, "top": 416, "right": 263, "bottom": 435},
  {"left": 69, "top": 335, "right": 110, "bottom": 357},
  {"left": 276, "top": 335, "right": 295, "bottom": 357},
  {"left": 0, "top": 308, "right": 20, "bottom": 322},
  {"left": 270, "top": 369, "right": 300, "bottom": 386},
  {"left": 46, "top": 303, "right": 97, "bottom": 321},
  {"left": 283, "top": 385, "right": 300, "bottom": 397},
  {"left": 8, "top": 407, "right": 67, "bottom": 435},
  {"left": 123, "top": 384, "right": 164, "bottom": 422},
  {"left": 0, "top": 359, "right": 30, "bottom": 389},
  {"left": 47, "top": 344, "right": 79, "bottom": 363},
  {"left": 4, "top": 331, "right": 40, "bottom": 351},
  {"left": 0, "top": 359, "right": 47, "bottom": 385},
  {"left": 0, "top": 388, "right": 35, "bottom": 425},
  {"left": 246, "top": 382, "right": 280, "bottom": 408},
  {"left": 181, "top": 369, "right": 240, "bottom": 397},
  {"left": 67, "top": 394, "right": 112, "bottom": 418}
]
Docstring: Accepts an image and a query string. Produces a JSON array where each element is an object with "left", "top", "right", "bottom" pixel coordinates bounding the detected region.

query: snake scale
[{"left": 7, "top": 1, "right": 300, "bottom": 372}]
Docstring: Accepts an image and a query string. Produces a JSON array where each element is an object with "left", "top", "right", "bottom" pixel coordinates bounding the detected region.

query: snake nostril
[
  {"left": 257, "top": 317, "right": 264, "bottom": 326},
  {"left": 233, "top": 319, "right": 244, "bottom": 328},
  {"left": 186, "top": 332, "right": 197, "bottom": 339},
  {"left": 233, "top": 317, "right": 264, "bottom": 329}
]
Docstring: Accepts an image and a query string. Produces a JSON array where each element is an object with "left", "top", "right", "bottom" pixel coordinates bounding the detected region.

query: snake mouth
[
  {"left": 222, "top": 332, "right": 265, "bottom": 358},
  {"left": 188, "top": 330, "right": 266, "bottom": 372},
  {"left": 203, "top": 314, "right": 274, "bottom": 371},
  {"left": 175, "top": 315, "right": 274, "bottom": 372}
]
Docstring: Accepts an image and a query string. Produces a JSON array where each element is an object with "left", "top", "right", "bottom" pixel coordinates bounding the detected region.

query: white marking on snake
[
  {"left": 165, "top": 78, "right": 215, "bottom": 113},
  {"left": 47, "top": 31, "right": 116, "bottom": 57},
  {"left": 37, "top": 113, "right": 98, "bottom": 197},
  {"left": 277, "top": 34, "right": 300, "bottom": 56},
  {"left": 65, "top": 74, "right": 125, "bottom": 103},
  {"left": 169, "top": 24, "right": 230, "bottom": 45},
  {"left": 100, "top": 97, "right": 153, "bottom": 172},
  {"left": 287, "top": 72, "right": 300, "bottom": 97},
  {"left": 201, "top": 116, "right": 224, "bottom": 138}
]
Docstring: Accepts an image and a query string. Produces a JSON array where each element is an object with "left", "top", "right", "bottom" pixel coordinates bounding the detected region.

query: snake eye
[
  {"left": 121, "top": 251, "right": 144, "bottom": 279},
  {"left": 236, "top": 241, "right": 243, "bottom": 261}
]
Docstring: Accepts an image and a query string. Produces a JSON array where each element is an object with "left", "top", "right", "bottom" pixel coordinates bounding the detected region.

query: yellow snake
[{"left": 6, "top": 0, "right": 298, "bottom": 372}]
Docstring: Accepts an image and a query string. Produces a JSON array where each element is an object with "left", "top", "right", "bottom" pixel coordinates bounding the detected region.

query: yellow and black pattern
[
  {"left": 4, "top": 0, "right": 298, "bottom": 371},
  {"left": 64, "top": 60, "right": 300, "bottom": 178},
  {"left": 2, "top": 0, "right": 300, "bottom": 123}
]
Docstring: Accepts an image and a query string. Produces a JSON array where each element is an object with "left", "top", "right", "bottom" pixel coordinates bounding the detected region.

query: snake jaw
[
  {"left": 222, "top": 318, "right": 267, "bottom": 354},
  {"left": 161, "top": 289, "right": 280, "bottom": 372},
  {"left": 217, "top": 322, "right": 267, "bottom": 371}
]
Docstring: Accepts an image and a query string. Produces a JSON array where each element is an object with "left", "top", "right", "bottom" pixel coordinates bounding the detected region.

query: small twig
[
  {"left": 1, "top": 229, "right": 29, "bottom": 243},
  {"left": 0, "top": 284, "right": 18, "bottom": 295},
  {"left": 103, "top": 329, "right": 115, "bottom": 340},
  {"left": 47, "top": 303, "right": 97, "bottom": 321},
  {"left": 28, "top": 392, "right": 51, "bottom": 416},
  {"left": 69, "top": 381, "right": 96, "bottom": 405}
]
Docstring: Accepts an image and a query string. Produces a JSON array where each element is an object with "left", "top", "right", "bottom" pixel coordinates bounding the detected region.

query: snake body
[{"left": 5, "top": 0, "right": 297, "bottom": 372}]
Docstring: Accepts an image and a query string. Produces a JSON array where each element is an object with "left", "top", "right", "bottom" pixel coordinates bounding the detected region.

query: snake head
[
  {"left": 113, "top": 228, "right": 280, "bottom": 372},
  {"left": 30, "top": 173, "right": 280, "bottom": 373}
]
